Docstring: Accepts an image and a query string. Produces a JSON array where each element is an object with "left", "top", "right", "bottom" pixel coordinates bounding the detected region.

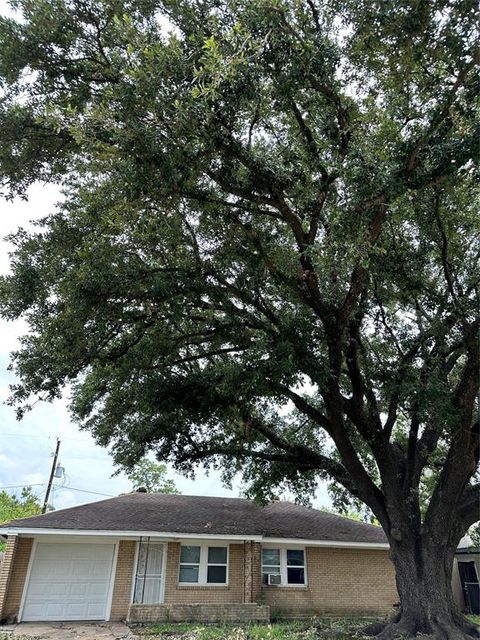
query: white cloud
[
  {"left": 0, "top": 453, "right": 16, "bottom": 469},
  {"left": 23, "top": 472, "right": 45, "bottom": 485}
]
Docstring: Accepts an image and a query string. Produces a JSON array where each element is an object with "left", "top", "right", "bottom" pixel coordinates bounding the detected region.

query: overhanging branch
[{"left": 458, "top": 483, "right": 480, "bottom": 530}]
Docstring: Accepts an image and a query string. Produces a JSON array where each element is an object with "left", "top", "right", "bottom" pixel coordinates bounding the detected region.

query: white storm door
[
  {"left": 133, "top": 542, "right": 165, "bottom": 604},
  {"left": 22, "top": 542, "right": 116, "bottom": 621}
]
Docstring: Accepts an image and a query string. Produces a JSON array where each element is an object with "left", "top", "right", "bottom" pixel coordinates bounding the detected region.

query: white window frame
[
  {"left": 262, "top": 546, "right": 307, "bottom": 587},
  {"left": 178, "top": 543, "right": 229, "bottom": 586}
]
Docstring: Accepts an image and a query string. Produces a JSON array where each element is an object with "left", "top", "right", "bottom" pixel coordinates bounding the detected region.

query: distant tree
[
  {"left": 469, "top": 523, "right": 480, "bottom": 549},
  {"left": 0, "top": 487, "right": 42, "bottom": 524},
  {"left": 325, "top": 493, "right": 376, "bottom": 524},
  {"left": 320, "top": 504, "right": 360, "bottom": 521},
  {"left": 126, "top": 459, "right": 178, "bottom": 494}
]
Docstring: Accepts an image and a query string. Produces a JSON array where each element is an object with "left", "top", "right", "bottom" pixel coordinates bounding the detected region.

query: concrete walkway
[{"left": 0, "top": 622, "right": 138, "bottom": 640}]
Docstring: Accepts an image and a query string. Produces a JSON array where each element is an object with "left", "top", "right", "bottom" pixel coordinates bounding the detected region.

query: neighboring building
[
  {"left": 452, "top": 536, "right": 480, "bottom": 615},
  {"left": 0, "top": 493, "right": 398, "bottom": 624}
]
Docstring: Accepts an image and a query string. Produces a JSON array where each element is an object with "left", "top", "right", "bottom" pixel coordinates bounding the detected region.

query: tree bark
[{"left": 365, "top": 533, "right": 480, "bottom": 640}]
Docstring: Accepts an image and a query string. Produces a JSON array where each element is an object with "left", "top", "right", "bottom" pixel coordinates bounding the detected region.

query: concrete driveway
[{"left": 0, "top": 622, "right": 139, "bottom": 640}]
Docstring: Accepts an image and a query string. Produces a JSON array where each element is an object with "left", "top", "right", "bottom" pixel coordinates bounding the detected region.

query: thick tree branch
[
  {"left": 457, "top": 483, "right": 480, "bottom": 530},
  {"left": 244, "top": 413, "right": 359, "bottom": 496},
  {"left": 426, "top": 330, "right": 480, "bottom": 532},
  {"left": 288, "top": 98, "right": 329, "bottom": 182},
  {"left": 338, "top": 200, "right": 388, "bottom": 327},
  {"left": 177, "top": 437, "right": 358, "bottom": 497}
]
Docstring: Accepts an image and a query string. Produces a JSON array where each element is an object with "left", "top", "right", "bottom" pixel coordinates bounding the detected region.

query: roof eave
[
  {"left": 262, "top": 536, "right": 389, "bottom": 549},
  {"left": 0, "top": 527, "right": 389, "bottom": 548},
  {"left": 0, "top": 527, "right": 263, "bottom": 542}
]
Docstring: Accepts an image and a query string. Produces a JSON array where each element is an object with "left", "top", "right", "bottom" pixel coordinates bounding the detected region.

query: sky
[
  {"left": 0, "top": 187, "right": 331, "bottom": 512},
  {"left": 0, "top": 183, "right": 244, "bottom": 508},
  {"left": 0, "top": 183, "right": 245, "bottom": 507},
  {"left": 0, "top": 0, "right": 331, "bottom": 514}
]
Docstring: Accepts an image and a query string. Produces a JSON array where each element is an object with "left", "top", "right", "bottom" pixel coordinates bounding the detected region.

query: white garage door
[{"left": 22, "top": 542, "right": 116, "bottom": 622}]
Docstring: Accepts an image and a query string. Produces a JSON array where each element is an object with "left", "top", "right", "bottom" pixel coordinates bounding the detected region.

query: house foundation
[{"left": 127, "top": 603, "right": 270, "bottom": 623}]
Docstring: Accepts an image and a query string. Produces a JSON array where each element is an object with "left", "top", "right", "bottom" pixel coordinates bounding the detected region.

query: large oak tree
[{"left": 0, "top": 0, "right": 478, "bottom": 637}]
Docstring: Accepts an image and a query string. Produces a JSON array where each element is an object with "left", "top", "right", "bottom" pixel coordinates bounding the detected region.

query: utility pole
[{"left": 42, "top": 438, "right": 60, "bottom": 513}]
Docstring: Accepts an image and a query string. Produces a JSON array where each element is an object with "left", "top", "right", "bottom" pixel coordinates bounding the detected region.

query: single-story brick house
[{"left": 0, "top": 493, "right": 398, "bottom": 624}]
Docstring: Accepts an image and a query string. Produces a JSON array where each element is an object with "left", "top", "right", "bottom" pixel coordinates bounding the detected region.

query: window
[
  {"left": 286, "top": 549, "right": 306, "bottom": 584},
  {"left": 179, "top": 545, "right": 201, "bottom": 584},
  {"left": 133, "top": 541, "right": 165, "bottom": 604},
  {"left": 178, "top": 544, "right": 228, "bottom": 585},
  {"left": 207, "top": 546, "right": 228, "bottom": 584},
  {"left": 262, "top": 547, "right": 306, "bottom": 586},
  {"left": 262, "top": 548, "right": 281, "bottom": 584}
]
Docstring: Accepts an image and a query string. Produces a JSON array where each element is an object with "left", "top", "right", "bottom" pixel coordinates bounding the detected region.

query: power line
[
  {"left": 0, "top": 484, "right": 44, "bottom": 490},
  {"left": 1, "top": 433, "right": 92, "bottom": 442},
  {"left": 1, "top": 434, "right": 54, "bottom": 439},
  {"left": 59, "top": 486, "right": 115, "bottom": 498},
  {"left": 0, "top": 484, "right": 114, "bottom": 498}
]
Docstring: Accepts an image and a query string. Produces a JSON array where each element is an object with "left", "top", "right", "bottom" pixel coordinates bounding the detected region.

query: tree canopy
[
  {"left": 126, "top": 458, "right": 178, "bottom": 493},
  {"left": 0, "top": 1, "right": 478, "bottom": 636},
  {"left": 0, "top": 487, "right": 42, "bottom": 525}
]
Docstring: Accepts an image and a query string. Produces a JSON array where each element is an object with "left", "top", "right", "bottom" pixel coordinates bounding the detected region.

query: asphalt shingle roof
[{"left": 1, "top": 493, "right": 387, "bottom": 544}]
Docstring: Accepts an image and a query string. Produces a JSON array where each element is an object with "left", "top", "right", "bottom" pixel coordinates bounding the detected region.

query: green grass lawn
[
  {"left": 142, "top": 617, "right": 377, "bottom": 639},
  {"left": 0, "top": 616, "right": 477, "bottom": 640},
  {"left": 142, "top": 615, "right": 480, "bottom": 640}
]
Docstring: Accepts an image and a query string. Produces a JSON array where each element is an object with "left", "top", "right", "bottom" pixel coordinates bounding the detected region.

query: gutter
[
  {"left": 0, "top": 527, "right": 263, "bottom": 542},
  {"left": 262, "top": 537, "right": 389, "bottom": 550},
  {"left": 0, "top": 527, "right": 389, "bottom": 549}
]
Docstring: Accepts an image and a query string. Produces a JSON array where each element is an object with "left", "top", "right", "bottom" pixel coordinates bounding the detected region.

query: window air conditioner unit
[{"left": 268, "top": 573, "right": 282, "bottom": 585}]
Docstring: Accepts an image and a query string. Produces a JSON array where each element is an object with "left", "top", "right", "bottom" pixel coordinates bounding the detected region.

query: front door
[
  {"left": 133, "top": 541, "right": 165, "bottom": 604},
  {"left": 458, "top": 561, "right": 480, "bottom": 615}
]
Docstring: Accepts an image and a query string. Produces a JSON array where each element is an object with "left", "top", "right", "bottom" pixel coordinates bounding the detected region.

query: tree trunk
[{"left": 365, "top": 535, "right": 480, "bottom": 640}]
